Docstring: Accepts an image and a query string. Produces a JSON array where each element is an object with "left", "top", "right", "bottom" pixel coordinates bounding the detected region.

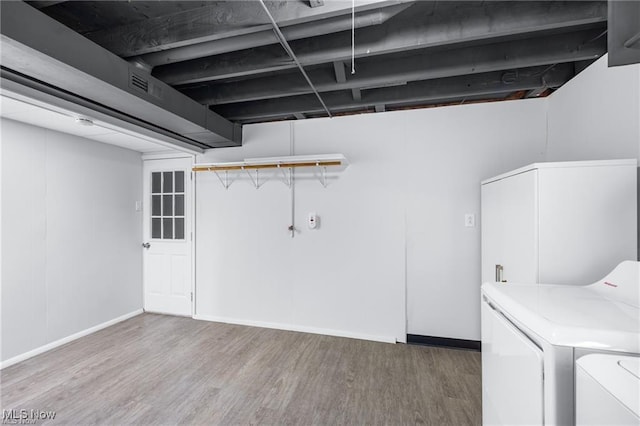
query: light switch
[
  {"left": 135, "top": 201, "right": 142, "bottom": 212},
  {"left": 465, "top": 214, "right": 475, "bottom": 227}
]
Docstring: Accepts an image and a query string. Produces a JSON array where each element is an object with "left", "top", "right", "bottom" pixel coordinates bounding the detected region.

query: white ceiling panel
[
  {"left": 0, "top": 94, "right": 173, "bottom": 153},
  {"left": 0, "top": 95, "right": 35, "bottom": 115}
]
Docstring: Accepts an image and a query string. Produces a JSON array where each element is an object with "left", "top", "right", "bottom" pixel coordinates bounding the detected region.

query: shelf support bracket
[
  {"left": 212, "top": 169, "right": 231, "bottom": 190},
  {"left": 243, "top": 167, "right": 260, "bottom": 189},
  {"left": 316, "top": 162, "right": 328, "bottom": 187},
  {"left": 278, "top": 164, "right": 292, "bottom": 187}
]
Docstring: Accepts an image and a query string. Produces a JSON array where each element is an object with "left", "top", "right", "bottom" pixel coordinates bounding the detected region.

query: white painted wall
[
  {"left": 546, "top": 55, "right": 640, "bottom": 259},
  {"left": 195, "top": 119, "right": 406, "bottom": 343},
  {"left": 547, "top": 55, "right": 640, "bottom": 162},
  {"left": 0, "top": 54, "right": 634, "bottom": 358},
  {"left": 195, "top": 99, "right": 547, "bottom": 342},
  {"left": 403, "top": 102, "right": 547, "bottom": 339},
  {"left": 1, "top": 118, "right": 143, "bottom": 362}
]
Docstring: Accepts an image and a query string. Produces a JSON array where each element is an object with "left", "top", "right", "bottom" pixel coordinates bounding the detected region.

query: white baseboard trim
[
  {"left": 193, "top": 314, "right": 397, "bottom": 344},
  {"left": 0, "top": 309, "right": 143, "bottom": 370},
  {"left": 143, "top": 308, "right": 191, "bottom": 318}
]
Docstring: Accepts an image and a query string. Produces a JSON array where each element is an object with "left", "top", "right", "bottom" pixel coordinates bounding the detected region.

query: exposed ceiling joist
[
  {"left": 154, "top": 1, "right": 607, "bottom": 85},
  {"left": 28, "top": 1, "right": 66, "bottom": 9},
  {"left": 525, "top": 87, "right": 549, "bottom": 98},
  {"left": 608, "top": 0, "right": 640, "bottom": 66},
  {"left": 181, "top": 29, "right": 605, "bottom": 105},
  {"left": 333, "top": 61, "right": 347, "bottom": 84},
  {"left": 9, "top": 1, "right": 613, "bottom": 131},
  {"left": 138, "top": 3, "right": 412, "bottom": 68},
  {"left": 213, "top": 64, "right": 574, "bottom": 121},
  {"left": 86, "top": 0, "right": 411, "bottom": 58}
]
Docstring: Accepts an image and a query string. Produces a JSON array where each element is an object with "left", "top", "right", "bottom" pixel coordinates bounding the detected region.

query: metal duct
[{"left": 0, "top": 1, "right": 241, "bottom": 148}]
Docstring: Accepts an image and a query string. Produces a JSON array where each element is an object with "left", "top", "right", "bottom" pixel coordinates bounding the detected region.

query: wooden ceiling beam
[
  {"left": 212, "top": 64, "right": 574, "bottom": 121},
  {"left": 85, "top": 0, "right": 408, "bottom": 58},
  {"left": 179, "top": 29, "right": 606, "bottom": 105},
  {"left": 156, "top": 1, "right": 607, "bottom": 86},
  {"left": 26, "top": 1, "right": 67, "bottom": 9}
]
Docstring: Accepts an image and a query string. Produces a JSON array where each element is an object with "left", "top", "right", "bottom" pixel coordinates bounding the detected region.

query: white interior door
[{"left": 143, "top": 157, "right": 193, "bottom": 316}]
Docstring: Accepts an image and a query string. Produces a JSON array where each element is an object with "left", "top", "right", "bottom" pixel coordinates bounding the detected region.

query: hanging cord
[
  {"left": 351, "top": 0, "right": 356, "bottom": 74},
  {"left": 290, "top": 122, "right": 295, "bottom": 238}
]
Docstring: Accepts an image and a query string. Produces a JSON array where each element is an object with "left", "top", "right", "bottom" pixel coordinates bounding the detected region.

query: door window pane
[
  {"left": 175, "top": 218, "right": 185, "bottom": 240},
  {"left": 163, "top": 171, "right": 173, "bottom": 193},
  {"left": 152, "top": 218, "right": 162, "bottom": 239},
  {"left": 162, "top": 195, "right": 173, "bottom": 216},
  {"left": 152, "top": 195, "right": 161, "bottom": 216},
  {"left": 174, "top": 194, "right": 184, "bottom": 216},
  {"left": 152, "top": 172, "right": 161, "bottom": 193},
  {"left": 163, "top": 218, "right": 173, "bottom": 239},
  {"left": 175, "top": 171, "right": 185, "bottom": 193}
]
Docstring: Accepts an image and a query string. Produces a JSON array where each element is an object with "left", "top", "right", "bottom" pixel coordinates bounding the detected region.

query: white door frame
[{"left": 142, "top": 153, "right": 195, "bottom": 317}]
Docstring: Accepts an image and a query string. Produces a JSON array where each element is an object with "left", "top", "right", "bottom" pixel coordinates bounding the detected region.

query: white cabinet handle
[{"left": 495, "top": 264, "right": 504, "bottom": 282}]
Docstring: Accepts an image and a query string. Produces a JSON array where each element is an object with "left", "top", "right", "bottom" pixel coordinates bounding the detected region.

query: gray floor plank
[{"left": 1, "top": 313, "right": 481, "bottom": 425}]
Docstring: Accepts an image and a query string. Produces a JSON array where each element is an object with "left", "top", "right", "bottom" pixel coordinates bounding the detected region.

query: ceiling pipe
[
  {"left": 138, "top": 3, "right": 412, "bottom": 69},
  {"left": 258, "top": 0, "right": 332, "bottom": 118}
]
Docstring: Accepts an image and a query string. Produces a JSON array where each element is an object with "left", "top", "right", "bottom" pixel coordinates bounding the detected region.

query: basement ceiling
[
  {"left": 22, "top": 1, "right": 608, "bottom": 125},
  {"left": 0, "top": 93, "right": 178, "bottom": 153}
]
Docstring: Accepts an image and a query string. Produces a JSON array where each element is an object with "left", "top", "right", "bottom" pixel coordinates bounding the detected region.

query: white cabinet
[
  {"left": 481, "top": 300, "right": 544, "bottom": 425},
  {"left": 481, "top": 159, "right": 637, "bottom": 285}
]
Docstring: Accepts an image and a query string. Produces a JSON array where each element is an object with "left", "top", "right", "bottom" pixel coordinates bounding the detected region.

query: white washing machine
[
  {"left": 576, "top": 354, "right": 640, "bottom": 425},
  {"left": 481, "top": 260, "right": 639, "bottom": 425}
]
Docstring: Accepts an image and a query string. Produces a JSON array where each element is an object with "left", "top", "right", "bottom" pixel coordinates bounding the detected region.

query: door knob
[{"left": 142, "top": 242, "right": 151, "bottom": 249}]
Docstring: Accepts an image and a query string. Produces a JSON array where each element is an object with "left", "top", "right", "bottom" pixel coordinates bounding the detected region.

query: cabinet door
[
  {"left": 481, "top": 170, "right": 538, "bottom": 284},
  {"left": 481, "top": 178, "right": 504, "bottom": 283},
  {"left": 538, "top": 166, "right": 637, "bottom": 285},
  {"left": 481, "top": 300, "right": 544, "bottom": 425}
]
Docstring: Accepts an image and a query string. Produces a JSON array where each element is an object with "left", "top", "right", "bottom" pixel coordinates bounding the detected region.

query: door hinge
[
  {"left": 190, "top": 292, "right": 193, "bottom": 302},
  {"left": 191, "top": 171, "right": 193, "bottom": 181}
]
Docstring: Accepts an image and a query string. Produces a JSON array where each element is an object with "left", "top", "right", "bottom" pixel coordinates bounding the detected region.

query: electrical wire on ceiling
[
  {"left": 585, "top": 29, "right": 608, "bottom": 45},
  {"left": 258, "top": 0, "right": 332, "bottom": 118},
  {"left": 532, "top": 64, "right": 557, "bottom": 77}
]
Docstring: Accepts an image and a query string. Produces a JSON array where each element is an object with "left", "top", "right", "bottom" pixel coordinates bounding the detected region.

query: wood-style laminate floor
[{"left": 1, "top": 314, "right": 481, "bottom": 425}]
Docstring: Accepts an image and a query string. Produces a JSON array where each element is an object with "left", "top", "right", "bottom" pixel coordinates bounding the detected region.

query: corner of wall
[{"left": 544, "top": 96, "right": 551, "bottom": 161}]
